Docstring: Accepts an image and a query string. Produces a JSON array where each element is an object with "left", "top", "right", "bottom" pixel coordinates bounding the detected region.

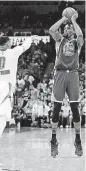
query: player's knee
[
  {"left": 70, "top": 102, "right": 80, "bottom": 122},
  {"left": 52, "top": 102, "right": 62, "bottom": 123}
]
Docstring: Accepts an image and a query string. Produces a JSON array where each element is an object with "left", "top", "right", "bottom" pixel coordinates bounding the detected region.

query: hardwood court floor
[{"left": 0, "top": 127, "right": 85, "bottom": 171}]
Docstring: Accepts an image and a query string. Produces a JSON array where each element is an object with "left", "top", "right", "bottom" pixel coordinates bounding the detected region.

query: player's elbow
[
  {"left": 49, "top": 29, "right": 56, "bottom": 39},
  {"left": 49, "top": 28, "right": 53, "bottom": 36}
]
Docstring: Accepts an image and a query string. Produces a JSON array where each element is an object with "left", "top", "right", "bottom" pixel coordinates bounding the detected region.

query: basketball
[{"left": 62, "top": 7, "right": 78, "bottom": 20}]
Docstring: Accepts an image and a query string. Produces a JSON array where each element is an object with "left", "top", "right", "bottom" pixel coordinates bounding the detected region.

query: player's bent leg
[
  {"left": 51, "top": 102, "right": 62, "bottom": 157},
  {"left": 70, "top": 102, "right": 83, "bottom": 156}
]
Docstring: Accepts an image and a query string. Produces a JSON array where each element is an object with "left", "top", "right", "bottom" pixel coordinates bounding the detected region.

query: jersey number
[{"left": 0, "top": 57, "right": 5, "bottom": 69}]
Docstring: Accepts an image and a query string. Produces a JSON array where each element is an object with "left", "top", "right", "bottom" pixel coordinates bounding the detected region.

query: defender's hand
[{"left": 31, "top": 35, "right": 39, "bottom": 42}]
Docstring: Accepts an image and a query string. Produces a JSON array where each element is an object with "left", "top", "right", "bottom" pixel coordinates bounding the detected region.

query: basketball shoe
[{"left": 74, "top": 139, "right": 83, "bottom": 156}]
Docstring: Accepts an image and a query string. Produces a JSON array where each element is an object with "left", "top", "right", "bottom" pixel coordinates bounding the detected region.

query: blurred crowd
[{"left": 0, "top": 2, "right": 85, "bottom": 37}]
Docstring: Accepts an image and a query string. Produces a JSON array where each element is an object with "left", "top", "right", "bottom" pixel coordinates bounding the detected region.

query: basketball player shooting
[
  {"left": 49, "top": 7, "right": 83, "bottom": 157},
  {"left": 0, "top": 35, "right": 35, "bottom": 137}
]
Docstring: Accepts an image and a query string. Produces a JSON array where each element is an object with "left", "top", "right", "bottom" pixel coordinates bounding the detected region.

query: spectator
[
  {"left": 41, "top": 79, "right": 47, "bottom": 92},
  {"left": 37, "top": 99, "right": 44, "bottom": 128},
  {"left": 28, "top": 75, "right": 35, "bottom": 85},
  {"left": 39, "top": 89, "right": 44, "bottom": 102},
  {"left": 16, "top": 75, "right": 25, "bottom": 97},
  {"left": 37, "top": 39, "right": 44, "bottom": 50},
  {"left": 32, "top": 101, "right": 38, "bottom": 126},
  {"left": 30, "top": 84, "right": 39, "bottom": 101},
  {"left": 23, "top": 74, "right": 30, "bottom": 89},
  {"left": 47, "top": 87, "right": 52, "bottom": 105},
  {"left": 22, "top": 87, "right": 30, "bottom": 107}
]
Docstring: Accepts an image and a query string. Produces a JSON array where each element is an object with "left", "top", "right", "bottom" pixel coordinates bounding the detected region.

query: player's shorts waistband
[{"left": 56, "top": 69, "right": 78, "bottom": 73}]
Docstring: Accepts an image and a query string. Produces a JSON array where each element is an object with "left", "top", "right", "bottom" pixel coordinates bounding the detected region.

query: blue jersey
[{"left": 55, "top": 37, "right": 81, "bottom": 70}]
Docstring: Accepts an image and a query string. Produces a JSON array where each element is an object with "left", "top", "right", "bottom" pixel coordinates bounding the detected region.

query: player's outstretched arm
[
  {"left": 22, "top": 35, "right": 39, "bottom": 52},
  {"left": 12, "top": 36, "right": 32, "bottom": 58},
  {"left": 49, "top": 16, "right": 68, "bottom": 42},
  {"left": 71, "top": 13, "right": 83, "bottom": 47}
]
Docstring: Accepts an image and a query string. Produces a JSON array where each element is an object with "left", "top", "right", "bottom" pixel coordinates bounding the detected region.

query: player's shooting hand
[
  {"left": 62, "top": 16, "right": 69, "bottom": 24},
  {"left": 71, "top": 12, "right": 78, "bottom": 22}
]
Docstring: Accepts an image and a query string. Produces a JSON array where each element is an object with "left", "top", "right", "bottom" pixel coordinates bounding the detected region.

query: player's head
[
  {"left": 0, "top": 36, "right": 11, "bottom": 51},
  {"left": 63, "top": 23, "right": 75, "bottom": 38}
]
